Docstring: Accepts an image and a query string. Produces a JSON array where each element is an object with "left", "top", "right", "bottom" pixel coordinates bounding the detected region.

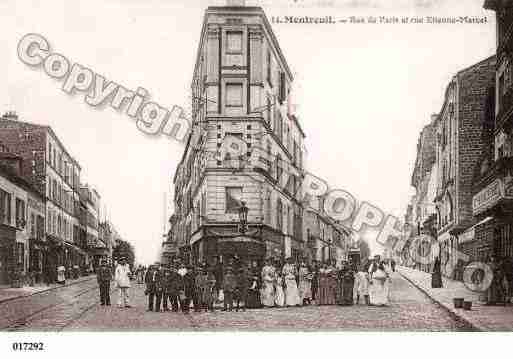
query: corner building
[{"left": 172, "top": 4, "right": 306, "bottom": 266}]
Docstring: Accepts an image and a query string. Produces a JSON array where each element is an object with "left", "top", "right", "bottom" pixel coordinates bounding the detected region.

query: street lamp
[{"left": 237, "top": 201, "right": 248, "bottom": 234}]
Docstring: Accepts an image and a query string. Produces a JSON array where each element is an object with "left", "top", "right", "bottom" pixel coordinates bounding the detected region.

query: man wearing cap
[
  {"left": 177, "top": 263, "right": 195, "bottom": 314},
  {"left": 97, "top": 258, "right": 112, "bottom": 306},
  {"left": 114, "top": 257, "right": 132, "bottom": 308},
  {"left": 144, "top": 262, "right": 163, "bottom": 312},
  {"left": 166, "top": 262, "right": 181, "bottom": 312}
]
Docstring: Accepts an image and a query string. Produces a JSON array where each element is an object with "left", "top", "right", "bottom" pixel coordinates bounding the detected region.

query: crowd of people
[{"left": 96, "top": 255, "right": 396, "bottom": 312}]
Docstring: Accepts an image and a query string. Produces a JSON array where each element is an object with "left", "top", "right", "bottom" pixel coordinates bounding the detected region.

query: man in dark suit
[
  {"left": 144, "top": 263, "right": 163, "bottom": 312},
  {"left": 166, "top": 262, "right": 181, "bottom": 312},
  {"left": 97, "top": 258, "right": 112, "bottom": 306}
]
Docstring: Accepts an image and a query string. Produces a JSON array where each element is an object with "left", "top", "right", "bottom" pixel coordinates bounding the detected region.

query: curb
[
  {"left": 398, "top": 270, "right": 484, "bottom": 331},
  {"left": 0, "top": 276, "right": 97, "bottom": 305}
]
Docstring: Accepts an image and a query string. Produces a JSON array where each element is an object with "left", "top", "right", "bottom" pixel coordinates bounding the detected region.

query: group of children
[{"left": 143, "top": 261, "right": 260, "bottom": 313}]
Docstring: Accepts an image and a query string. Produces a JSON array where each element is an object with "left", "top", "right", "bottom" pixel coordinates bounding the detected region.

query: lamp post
[{"left": 237, "top": 201, "right": 248, "bottom": 234}]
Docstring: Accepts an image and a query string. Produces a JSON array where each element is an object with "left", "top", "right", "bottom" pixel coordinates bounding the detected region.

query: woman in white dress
[
  {"left": 369, "top": 262, "right": 389, "bottom": 306},
  {"left": 274, "top": 272, "right": 285, "bottom": 307},
  {"left": 298, "top": 261, "right": 312, "bottom": 305},
  {"left": 261, "top": 259, "right": 276, "bottom": 307},
  {"left": 283, "top": 257, "right": 301, "bottom": 307},
  {"left": 383, "top": 260, "right": 393, "bottom": 302}
]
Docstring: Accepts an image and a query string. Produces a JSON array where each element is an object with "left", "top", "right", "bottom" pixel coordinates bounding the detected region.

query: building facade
[
  {"left": 408, "top": 115, "right": 439, "bottom": 271},
  {"left": 405, "top": 56, "right": 496, "bottom": 276},
  {"left": 467, "top": 1, "right": 513, "bottom": 264},
  {"left": 0, "top": 146, "right": 45, "bottom": 285},
  {"left": 171, "top": 5, "right": 307, "bottom": 266},
  {"left": 0, "top": 112, "right": 85, "bottom": 282},
  {"left": 80, "top": 184, "right": 104, "bottom": 270},
  {"left": 303, "top": 207, "right": 352, "bottom": 267}
]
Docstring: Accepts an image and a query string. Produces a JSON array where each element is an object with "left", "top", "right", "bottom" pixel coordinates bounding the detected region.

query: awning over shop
[
  {"left": 63, "top": 241, "right": 87, "bottom": 256},
  {"left": 459, "top": 216, "right": 493, "bottom": 244}
]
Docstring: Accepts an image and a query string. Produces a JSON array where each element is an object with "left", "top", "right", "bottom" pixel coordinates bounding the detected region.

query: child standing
[
  {"left": 354, "top": 266, "right": 370, "bottom": 305},
  {"left": 222, "top": 266, "right": 237, "bottom": 312}
]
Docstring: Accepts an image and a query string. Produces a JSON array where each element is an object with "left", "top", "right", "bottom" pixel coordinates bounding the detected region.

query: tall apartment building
[
  {"left": 467, "top": 1, "right": 513, "bottom": 264},
  {"left": 0, "top": 112, "right": 85, "bottom": 280},
  {"left": 172, "top": 4, "right": 306, "bottom": 266},
  {"left": 432, "top": 56, "right": 496, "bottom": 278},
  {"left": 80, "top": 184, "right": 104, "bottom": 270}
]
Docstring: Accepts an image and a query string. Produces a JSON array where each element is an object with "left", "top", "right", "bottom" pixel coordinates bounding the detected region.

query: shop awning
[
  {"left": 459, "top": 216, "right": 493, "bottom": 244},
  {"left": 63, "top": 241, "right": 87, "bottom": 256}
]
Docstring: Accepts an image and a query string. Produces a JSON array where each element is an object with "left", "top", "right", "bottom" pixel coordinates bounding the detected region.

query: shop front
[
  {"left": 472, "top": 177, "right": 513, "bottom": 263},
  {"left": 190, "top": 225, "right": 290, "bottom": 267},
  {"left": 28, "top": 238, "right": 48, "bottom": 284},
  {"left": 45, "top": 235, "right": 65, "bottom": 283},
  {"left": 0, "top": 224, "right": 16, "bottom": 285}
]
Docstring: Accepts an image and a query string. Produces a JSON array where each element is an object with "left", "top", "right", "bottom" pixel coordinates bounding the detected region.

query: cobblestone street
[{"left": 0, "top": 272, "right": 475, "bottom": 331}]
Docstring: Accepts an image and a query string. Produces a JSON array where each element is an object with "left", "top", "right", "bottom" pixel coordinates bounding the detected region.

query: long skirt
[
  {"left": 431, "top": 272, "right": 443, "bottom": 288},
  {"left": 369, "top": 280, "right": 388, "bottom": 306},
  {"left": 275, "top": 285, "right": 285, "bottom": 307},
  {"left": 261, "top": 281, "right": 275, "bottom": 307},
  {"left": 246, "top": 289, "right": 261, "bottom": 308},
  {"left": 284, "top": 278, "right": 301, "bottom": 306},
  {"left": 337, "top": 279, "right": 354, "bottom": 305},
  {"left": 319, "top": 277, "right": 336, "bottom": 305},
  {"left": 298, "top": 280, "right": 312, "bottom": 303}
]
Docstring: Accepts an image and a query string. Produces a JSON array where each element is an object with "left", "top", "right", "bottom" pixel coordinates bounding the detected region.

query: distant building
[{"left": 0, "top": 112, "right": 85, "bottom": 282}]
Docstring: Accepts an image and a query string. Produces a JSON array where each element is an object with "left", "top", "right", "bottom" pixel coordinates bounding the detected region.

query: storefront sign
[
  {"left": 459, "top": 227, "right": 475, "bottom": 243},
  {"left": 473, "top": 179, "right": 504, "bottom": 215}
]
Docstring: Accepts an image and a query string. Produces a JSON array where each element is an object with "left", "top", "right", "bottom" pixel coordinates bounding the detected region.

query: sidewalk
[
  {"left": 397, "top": 265, "right": 513, "bottom": 331},
  {"left": 0, "top": 275, "right": 96, "bottom": 304}
]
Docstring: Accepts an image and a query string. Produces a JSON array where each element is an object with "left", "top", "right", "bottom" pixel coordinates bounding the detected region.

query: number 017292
[{"left": 11, "top": 342, "right": 45, "bottom": 351}]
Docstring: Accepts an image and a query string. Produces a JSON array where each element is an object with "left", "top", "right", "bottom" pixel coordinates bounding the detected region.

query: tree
[{"left": 112, "top": 240, "right": 135, "bottom": 269}]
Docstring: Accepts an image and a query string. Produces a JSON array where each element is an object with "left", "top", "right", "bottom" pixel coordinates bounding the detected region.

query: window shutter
[{"left": 279, "top": 72, "right": 286, "bottom": 104}]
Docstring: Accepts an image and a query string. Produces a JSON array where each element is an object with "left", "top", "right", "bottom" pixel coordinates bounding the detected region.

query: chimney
[
  {"left": 226, "top": 0, "right": 246, "bottom": 6},
  {"left": 430, "top": 113, "right": 438, "bottom": 123},
  {"left": 2, "top": 111, "right": 18, "bottom": 121}
]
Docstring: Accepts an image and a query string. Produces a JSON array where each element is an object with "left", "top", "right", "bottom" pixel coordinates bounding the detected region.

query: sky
[{"left": 0, "top": 0, "right": 496, "bottom": 263}]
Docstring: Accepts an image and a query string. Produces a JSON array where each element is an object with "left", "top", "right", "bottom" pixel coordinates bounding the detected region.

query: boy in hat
[
  {"left": 178, "top": 264, "right": 195, "bottom": 314},
  {"left": 97, "top": 258, "right": 112, "bottom": 306},
  {"left": 234, "top": 264, "right": 250, "bottom": 312},
  {"left": 222, "top": 266, "right": 237, "bottom": 311}
]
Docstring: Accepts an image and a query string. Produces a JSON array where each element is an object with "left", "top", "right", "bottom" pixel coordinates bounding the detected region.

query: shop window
[
  {"left": 225, "top": 187, "right": 242, "bottom": 213},
  {"left": 226, "top": 83, "right": 243, "bottom": 107},
  {"left": 226, "top": 31, "right": 243, "bottom": 54}
]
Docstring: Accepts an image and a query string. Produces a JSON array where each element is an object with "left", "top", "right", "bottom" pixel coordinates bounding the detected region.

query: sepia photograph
[{"left": 0, "top": 0, "right": 513, "bottom": 354}]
